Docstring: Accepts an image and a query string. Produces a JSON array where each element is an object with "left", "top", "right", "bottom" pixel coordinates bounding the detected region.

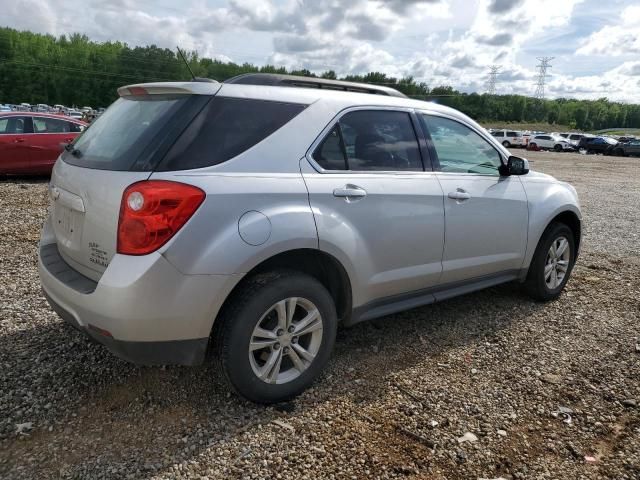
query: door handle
[
  {"left": 333, "top": 185, "right": 367, "bottom": 199},
  {"left": 447, "top": 189, "right": 471, "bottom": 201},
  {"left": 13, "top": 138, "right": 25, "bottom": 143}
]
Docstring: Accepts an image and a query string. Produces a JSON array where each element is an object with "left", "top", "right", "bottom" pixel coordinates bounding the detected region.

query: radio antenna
[{"left": 177, "top": 46, "right": 196, "bottom": 81}]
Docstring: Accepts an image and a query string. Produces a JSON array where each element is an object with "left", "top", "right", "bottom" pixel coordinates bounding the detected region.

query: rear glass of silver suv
[{"left": 62, "top": 94, "right": 306, "bottom": 172}]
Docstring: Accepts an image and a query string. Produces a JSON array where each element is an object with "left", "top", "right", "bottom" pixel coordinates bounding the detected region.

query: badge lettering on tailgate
[{"left": 88, "top": 242, "right": 109, "bottom": 268}]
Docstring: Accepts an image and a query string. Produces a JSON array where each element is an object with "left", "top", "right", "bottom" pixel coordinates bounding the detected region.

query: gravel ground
[{"left": 1, "top": 150, "right": 639, "bottom": 479}]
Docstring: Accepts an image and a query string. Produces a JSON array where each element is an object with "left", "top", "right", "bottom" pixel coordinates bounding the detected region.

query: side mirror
[{"left": 500, "top": 155, "right": 529, "bottom": 176}]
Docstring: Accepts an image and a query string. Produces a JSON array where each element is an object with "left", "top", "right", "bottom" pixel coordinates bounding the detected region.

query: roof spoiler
[
  {"left": 225, "top": 73, "right": 407, "bottom": 98},
  {"left": 118, "top": 81, "right": 221, "bottom": 97}
]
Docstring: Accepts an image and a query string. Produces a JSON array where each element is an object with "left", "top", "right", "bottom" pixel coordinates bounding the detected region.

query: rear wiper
[{"left": 64, "top": 144, "right": 83, "bottom": 158}]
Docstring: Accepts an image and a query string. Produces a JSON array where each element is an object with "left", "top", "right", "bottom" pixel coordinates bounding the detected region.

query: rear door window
[
  {"left": 313, "top": 110, "right": 423, "bottom": 171},
  {"left": 158, "top": 97, "right": 306, "bottom": 171},
  {"left": 33, "top": 117, "right": 72, "bottom": 133}
]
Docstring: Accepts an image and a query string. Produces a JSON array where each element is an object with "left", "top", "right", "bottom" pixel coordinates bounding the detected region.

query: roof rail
[{"left": 225, "top": 73, "right": 407, "bottom": 98}]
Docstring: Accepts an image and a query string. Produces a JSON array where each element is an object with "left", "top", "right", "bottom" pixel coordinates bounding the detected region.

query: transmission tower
[
  {"left": 534, "top": 57, "right": 554, "bottom": 99},
  {"left": 486, "top": 65, "right": 501, "bottom": 95}
]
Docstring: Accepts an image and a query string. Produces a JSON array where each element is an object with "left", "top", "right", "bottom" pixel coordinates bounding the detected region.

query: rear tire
[
  {"left": 216, "top": 270, "right": 337, "bottom": 403},
  {"left": 524, "top": 222, "right": 576, "bottom": 301},
  {"left": 502, "top": 141, "right": 511, "bottom": 148},
  {"left": 529, "top": 142, "right": 537, "bottom": 150}
]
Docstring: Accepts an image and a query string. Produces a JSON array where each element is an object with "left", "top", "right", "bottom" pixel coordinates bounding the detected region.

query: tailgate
[{"left": 49, "top": 160, "right": 150, "bottom": 281}]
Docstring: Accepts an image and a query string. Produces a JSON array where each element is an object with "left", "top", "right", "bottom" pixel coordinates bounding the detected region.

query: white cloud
[
  {"left": 576, "top": 5, "right": 640, "bottom": 56},
  {"left": 0, "top": 0, "right": 639, "bottom": 102}
]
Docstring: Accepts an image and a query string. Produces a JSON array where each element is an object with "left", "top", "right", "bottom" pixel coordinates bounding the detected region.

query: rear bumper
[
  {"left": 38, "top": 238, "right": 240, "bottom": 366},
  {"left": 43, "top": 289, "right": 208, "bottom": 365}
]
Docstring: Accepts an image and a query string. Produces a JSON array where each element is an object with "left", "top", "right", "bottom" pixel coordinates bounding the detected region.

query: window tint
[
  {"left": 506, "top": 131, "right": 518, "bottom": 137},
  {"left": 68, "top": 122, "right": 83, "bottom": 133},
  {"left": 63, "top": 95, "right": 208, "bottom": 171},
  {"left": 33, "top": 117, "right": 75, "bottom": 133},
  {"left": 420, "top": 114, "right": 502, "bottom": 175},
  {"left": 313, "top": 110, "right": 422, "bottom": 171},
  {"left": 159, "top": 97, "right": 306, "bottom": 171},
  {"left": 570, "top": 134, "right": 581, "bottom": 140},
  {"left": 491, "top": 131, "right": 504, "bottom": 137},
  {"left": 314, "top": 126, "right": 347, "bottom": 170},
  {"left": 0, "top": 116, "right": 28, "bottom": 134}
]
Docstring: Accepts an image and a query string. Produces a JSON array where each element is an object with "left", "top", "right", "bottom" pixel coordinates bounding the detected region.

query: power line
[
  {"left": 534, "top": 57, "right": 554, "bottom": 99},
  {"left": 486, "top": 65, "right": 500, "bottom": 95},
  {"left": 0, "top": 59, "right": 171, "bottom": 82}
]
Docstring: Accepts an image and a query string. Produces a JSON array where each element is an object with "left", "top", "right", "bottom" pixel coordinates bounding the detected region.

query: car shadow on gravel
[
  {"left": 0, "top": 175, "right": 50, "bottom": 184},
  {"left": 0, "top": 279, "right": 548, "bottom": 477}
]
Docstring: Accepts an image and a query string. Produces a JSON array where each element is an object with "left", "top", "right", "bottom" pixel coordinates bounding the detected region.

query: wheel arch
[
  {"left": 551, "top": 210, "right": 581, "bottom": 254},
  {"left": 524, "top": 205, "right": 582, "bottom": 275},
  {"left": 212, "top": 248, "right": 353, "bottom": 342}
]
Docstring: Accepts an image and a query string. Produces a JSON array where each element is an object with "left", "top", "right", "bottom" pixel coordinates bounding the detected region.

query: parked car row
[
  {"left": 0, "top": 112, "right": 87, "bottom": 175},
  {"left": 0, "top": 103, "right": 105, "bottom": 122},
  {"left": 488, "top": 127, "right": 639, "bottom": 157}
]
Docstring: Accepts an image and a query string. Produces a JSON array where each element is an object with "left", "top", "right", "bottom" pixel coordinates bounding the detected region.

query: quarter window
[
  {"left": 420, "top": 114, "right": 502, "bottom": 175},
  {"left": 313, "top": 110, "right": 423, "bottom": 171},
  {"left": 159, "top": 97, "right": 307, "bottom": 171}
]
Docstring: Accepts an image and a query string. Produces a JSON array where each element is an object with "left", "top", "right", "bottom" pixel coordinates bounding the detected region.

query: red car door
[
  {"left": 0, "top": 115, "right": 33, "bottom": 174},
  {"left": 29, "top": 116, "right": 81, "bottom": 174}
]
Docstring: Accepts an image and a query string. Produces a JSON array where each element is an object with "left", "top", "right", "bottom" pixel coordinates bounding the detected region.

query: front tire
[
  {"left": 502, "top": 140, "right": 511, "bottom": 148},
  {"left": 217, "top": 270, "right": 337, "bottom": 403},
  {"left": 554, "top": 144, "right": 563, "bottom": 152},
  {"left": 524, "top": 222, "right": 576, "bottom": 301}
]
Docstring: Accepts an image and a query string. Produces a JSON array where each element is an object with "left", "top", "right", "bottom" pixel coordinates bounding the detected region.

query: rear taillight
[{"left": 117, "top": 180, "right": 205, "bottom": 255}]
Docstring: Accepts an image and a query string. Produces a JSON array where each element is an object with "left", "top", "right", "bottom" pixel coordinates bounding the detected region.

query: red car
[{"left": 0, "top": 112, "right": 87, "bottom": 175}]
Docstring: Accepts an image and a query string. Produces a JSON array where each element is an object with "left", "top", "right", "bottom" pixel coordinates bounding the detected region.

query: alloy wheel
[
  {"left": 544, "top": 236, "right": 571, "bottom": 289},
  {"left": 249, "top": 297, "right": 323, "bottom": 384}
]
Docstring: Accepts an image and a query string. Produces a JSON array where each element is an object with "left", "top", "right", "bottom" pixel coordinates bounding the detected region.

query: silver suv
[{"left": 39, "top": 74, "right": 581, "bottom": 403}]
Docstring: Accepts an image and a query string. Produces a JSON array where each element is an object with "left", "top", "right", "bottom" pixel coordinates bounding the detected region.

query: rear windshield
[
  {"left": 157, "top": 97, "right": 306, "bottom": 171},
  {"left": 62, "top": 94, "right": 208, "bottom": 171}
]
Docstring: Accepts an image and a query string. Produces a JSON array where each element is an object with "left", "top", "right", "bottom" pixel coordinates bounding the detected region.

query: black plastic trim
[
  {"left": 40, "top": 243, "right": 98, "bottom": 294},
  {"left": 347, "top": 269, "right": 525, "bottom": 327},
  {"left": 225, "top": 73, "right": 408, "bottom": 98}
]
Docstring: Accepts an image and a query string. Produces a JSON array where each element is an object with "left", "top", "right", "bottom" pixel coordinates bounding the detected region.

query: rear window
[
  {"left": 62, "top": 95, "right": 208, "bottom": 171},
  {"left": 157, "top": 97, "right": 306, "bottom": 171}
]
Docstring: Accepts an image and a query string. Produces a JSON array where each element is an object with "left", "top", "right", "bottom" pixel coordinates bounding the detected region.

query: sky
[{"left": 4, "top": 0, "right": 640, "bottom": 102}]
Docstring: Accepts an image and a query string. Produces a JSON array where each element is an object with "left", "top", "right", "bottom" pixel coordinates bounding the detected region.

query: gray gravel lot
[{"left": 1, "top": 150, "right": 639, "bottom": 479}]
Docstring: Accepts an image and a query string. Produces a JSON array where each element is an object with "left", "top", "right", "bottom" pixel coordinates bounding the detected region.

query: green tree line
[{"left": 1, "top": 27, "right": 639, "bottom": 130}]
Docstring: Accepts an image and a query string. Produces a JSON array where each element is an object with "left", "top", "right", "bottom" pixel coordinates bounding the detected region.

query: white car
[
  {"left": 562, "top": 133, "right": 591, "bottom": 148},
  {"left": 529, "top": 134, "right": 574, "bottom": 152},
  {"left": 490, "top": 129, "right": 525, "bottom": 148}
]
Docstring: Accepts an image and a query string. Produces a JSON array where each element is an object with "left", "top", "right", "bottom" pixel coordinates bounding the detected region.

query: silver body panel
[{"left": 39, "top": 82, "right": 581, "bottom": 356}]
